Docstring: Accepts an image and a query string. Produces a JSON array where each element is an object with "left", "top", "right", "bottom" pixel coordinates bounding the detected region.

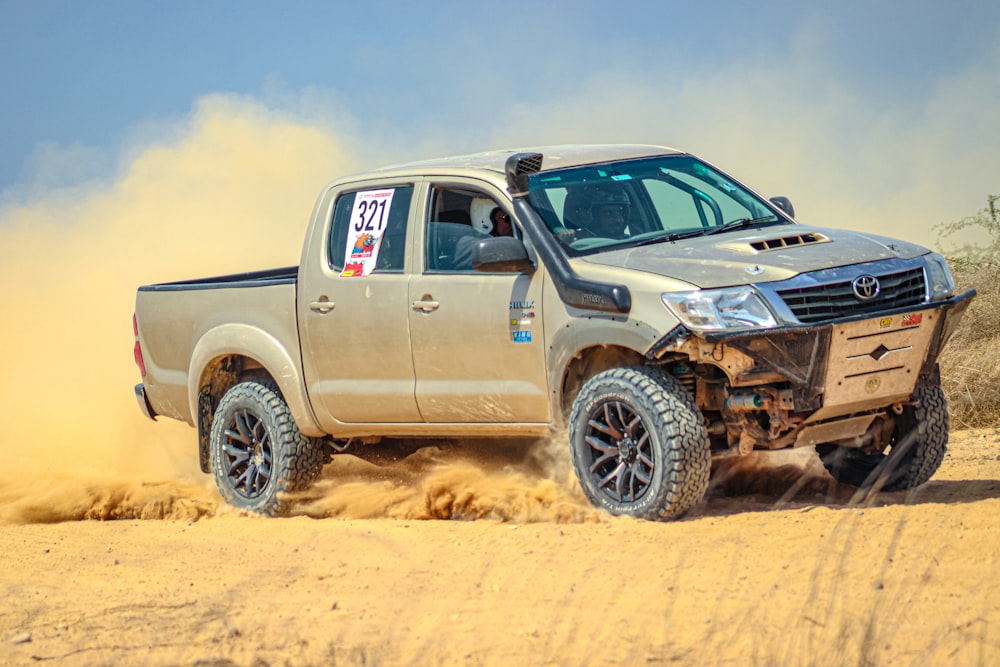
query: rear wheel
[
  {"left": 569, "top": 367, "right": 710, "bottom": 520},
  {"left": 210, "top": 381, "right": 325, "bottom": 515},
  {"left": 817, "top": 373, "right": 949, "bottom": 491}
]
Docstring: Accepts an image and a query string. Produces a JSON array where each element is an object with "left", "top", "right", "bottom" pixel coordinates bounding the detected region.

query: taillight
[{"left": 133, "top": 314, "right": 147, "bottom": 377}]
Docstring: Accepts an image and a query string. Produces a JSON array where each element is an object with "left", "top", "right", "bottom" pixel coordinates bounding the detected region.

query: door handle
[
  {"left": 309, "top": 299, "right": 335, "bottom": 313},
  {"left": 411, "top": 299, "right": 440, "bottom": 313}
]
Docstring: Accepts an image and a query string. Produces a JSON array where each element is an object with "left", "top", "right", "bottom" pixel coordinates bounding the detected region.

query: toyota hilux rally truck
[{"left": 133, "top": 145, "right": 974, "bottom": 519}]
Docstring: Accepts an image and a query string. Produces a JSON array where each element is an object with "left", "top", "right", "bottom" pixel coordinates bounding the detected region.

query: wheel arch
[
  {"left": 557, "top": 344, "right": 646, "bottom": 421},
  {"left": 546, "top": 314, "right": 663, "bottom": 422},
  {"left": 188, "top": 324, "right": 324, "bottom": 472},
  {"left": 568, "top": 365, "right": 711, "bottom": 519}
]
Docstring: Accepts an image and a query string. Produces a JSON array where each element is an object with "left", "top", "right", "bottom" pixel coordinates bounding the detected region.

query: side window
[
  {"left": 424, "top": 186, "right": 515, "bottom": 272},
  {"left": 327, "top": 185, "right": 413, "bottom": 275}
]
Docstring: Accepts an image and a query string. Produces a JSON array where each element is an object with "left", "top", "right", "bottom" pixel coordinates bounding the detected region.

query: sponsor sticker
[
  {"left": 901, "top": 313, "right": 923, "bottom": 327},
  {"left": 512, "top": 330, "right": 532, "bottom": 344},
  {"left": 879, "top": 317, "right": 893, "bottom": 329},
  {"left": 341, "top": 262, "right": 366, "bottom": 277}
]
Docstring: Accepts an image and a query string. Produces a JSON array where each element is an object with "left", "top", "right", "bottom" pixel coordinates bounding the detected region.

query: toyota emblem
[{"left": 852, "top": 274, "right": 880, "bottom": 300}]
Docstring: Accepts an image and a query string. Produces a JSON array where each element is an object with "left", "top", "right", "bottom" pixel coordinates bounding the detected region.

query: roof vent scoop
[{"left": 505, "top": 153, "right": 543, "bottom": 197}]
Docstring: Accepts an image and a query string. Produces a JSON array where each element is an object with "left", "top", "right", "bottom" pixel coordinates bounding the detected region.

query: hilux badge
[{"left": 852, "top": 275, "right": 880, "bottom": 300}]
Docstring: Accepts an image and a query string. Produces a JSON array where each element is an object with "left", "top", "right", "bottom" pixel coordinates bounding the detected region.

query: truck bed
[
  {"left": 135, "top": 266, "right": 303, "bottom": 426},
  {"left": 138, "top": 266, "right": 298, "bottom": 291}
]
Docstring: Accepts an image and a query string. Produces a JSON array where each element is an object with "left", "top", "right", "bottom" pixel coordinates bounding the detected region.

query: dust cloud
[
  {"left": 288, "top": 437, "right": 602, "bottom": 523},
  {"left": 0, "top": 475, "right": 218, "bottom": 524},
  {"left": 285, "top": 438, "right": 836, "bottom": 523},
  {"left": 0, "top": 95, "right": 354, "bottom": 524}
]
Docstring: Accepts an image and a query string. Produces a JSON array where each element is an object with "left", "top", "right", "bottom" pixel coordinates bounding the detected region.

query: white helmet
[{"left": 470, "top": 197, "right": 497, "bottom": 235}]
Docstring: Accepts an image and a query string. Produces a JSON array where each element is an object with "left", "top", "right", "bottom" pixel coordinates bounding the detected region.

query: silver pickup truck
[{"left": 133, "top": 145, "right": 974, "bottom": 519}]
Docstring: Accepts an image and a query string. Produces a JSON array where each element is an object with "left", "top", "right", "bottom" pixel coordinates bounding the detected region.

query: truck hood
[{"left": 582, "top": 224, "right": 930, "bottom": 289}]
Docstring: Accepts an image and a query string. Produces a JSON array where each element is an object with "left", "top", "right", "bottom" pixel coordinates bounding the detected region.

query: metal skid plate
[{"left": 812, "top": 310, "right": 937, "bottom": 422}]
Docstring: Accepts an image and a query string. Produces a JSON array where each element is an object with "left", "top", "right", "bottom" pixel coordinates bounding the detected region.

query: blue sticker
[{"left": 512, "top": 330, "right": 533, "bottom": 344}]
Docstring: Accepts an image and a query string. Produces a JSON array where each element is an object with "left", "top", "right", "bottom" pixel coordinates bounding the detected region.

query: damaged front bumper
[{"left": 647, "top": 289, "right": 975, "bottom": 448}]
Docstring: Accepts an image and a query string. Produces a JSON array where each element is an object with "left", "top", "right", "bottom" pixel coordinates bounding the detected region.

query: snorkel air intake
[{"left": 505, "top": 153, "right": 631, "bottom": 314}]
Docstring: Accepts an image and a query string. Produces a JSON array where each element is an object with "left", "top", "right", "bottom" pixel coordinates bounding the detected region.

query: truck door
[
  {"left": 298, "top": 182, "right": 422, "bottom": 426},
  {"left": 408, "top": 182, "right": 551, "bottom": 423}
]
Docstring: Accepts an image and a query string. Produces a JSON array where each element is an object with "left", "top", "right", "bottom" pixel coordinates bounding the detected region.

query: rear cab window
[{"left": 327, "top": 185, "right": 414, "bottom": 276}]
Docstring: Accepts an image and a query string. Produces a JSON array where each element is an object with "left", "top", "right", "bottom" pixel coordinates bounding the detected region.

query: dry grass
[{"left": 939, "top": 263, "right": 1000, "bottom": 428}]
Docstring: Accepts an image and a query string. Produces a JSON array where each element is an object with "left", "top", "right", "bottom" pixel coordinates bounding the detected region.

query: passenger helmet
[{"left": 470, "top": 197, "right": 496, "bottom": 235}]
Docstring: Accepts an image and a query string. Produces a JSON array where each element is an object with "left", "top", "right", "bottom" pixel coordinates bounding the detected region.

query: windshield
[{"left": 527, "top": 154, "right": 788, "bottom": 254}]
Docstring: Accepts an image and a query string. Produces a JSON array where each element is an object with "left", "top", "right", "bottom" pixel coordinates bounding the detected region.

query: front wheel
[
  {"left": 569, "top": 367, "right": 710, "bottom": 520},
  {"left": 817, "top": 373, "right": 949, "bottom": 491},
  {"left": 210, "top": 381, "right": 325, "bottom": 515}
]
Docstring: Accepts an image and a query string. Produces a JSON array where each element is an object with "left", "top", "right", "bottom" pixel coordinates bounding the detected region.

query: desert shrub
[
  {"left": 934, "top": 194, "right": 1000, "bottom": 269},
  {"left": 933, "top": 196, "right": 1000, "bottom": 428},
  {"left": 938, "top": 262, "right": 1000, "bottom": 428}
]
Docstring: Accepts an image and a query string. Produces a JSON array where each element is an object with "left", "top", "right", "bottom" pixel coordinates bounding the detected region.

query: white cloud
[{"left": 475, "top": 22, "right": 1000, "bottom": 250}]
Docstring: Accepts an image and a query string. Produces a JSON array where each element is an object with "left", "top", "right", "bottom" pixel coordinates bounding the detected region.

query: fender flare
[
  {"left": 188, "top": 323, "right": 324, "bottom": 437},
  {"left": 547, "top": 316, "right": 663, "bottom": 412}
]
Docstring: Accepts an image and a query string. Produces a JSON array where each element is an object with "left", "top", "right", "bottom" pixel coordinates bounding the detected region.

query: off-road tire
[
  {"left": 569, "top": 366, "right": 710, "bottom": 520},
  {"left": 210, "top": 380, "right": 325, "bottom": 515},
  {"left": 817, "top": 372, "right": 949, "bottom": 491}
]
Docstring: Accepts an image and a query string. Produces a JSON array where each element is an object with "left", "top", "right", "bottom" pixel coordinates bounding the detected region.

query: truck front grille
[{"left": 776, "top": 266, "right": 926, "bottom": 324}]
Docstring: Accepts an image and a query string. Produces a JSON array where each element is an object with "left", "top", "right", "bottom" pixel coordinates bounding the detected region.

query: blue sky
[{"left": 1, "top": 0, "right": 999, "bottom": 248}]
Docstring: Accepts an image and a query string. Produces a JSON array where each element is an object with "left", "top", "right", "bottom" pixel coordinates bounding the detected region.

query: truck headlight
[
  {"left": 925, "top": 253, "right": 956, "bottom": 301},
  {"left": 662, "top": 287, "right": 778, "bottom": 332}
]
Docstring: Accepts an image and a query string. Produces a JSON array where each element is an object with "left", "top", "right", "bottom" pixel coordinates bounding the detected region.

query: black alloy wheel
[
  {"left": 569, "top": 366, "right": 710, "bottom": 520},
  {"left": 210, "top": 380, "right": 325, "bottom": 515},
  {"left": 583, "top": 398, "right": 656, "bottom": 504}
]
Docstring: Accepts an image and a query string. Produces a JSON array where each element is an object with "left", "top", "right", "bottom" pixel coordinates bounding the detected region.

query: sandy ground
[{"left": 1, "top": 429, "right": 998, "bottom": 667}]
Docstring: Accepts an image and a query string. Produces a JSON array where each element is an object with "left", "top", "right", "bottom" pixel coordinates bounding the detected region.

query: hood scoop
[{"left": 743, "top": 232, "right": 831, "bottom": 253}]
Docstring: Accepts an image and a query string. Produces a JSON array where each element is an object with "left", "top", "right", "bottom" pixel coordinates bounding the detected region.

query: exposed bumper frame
[
  {"left": 713, "top": 290, "right": 970, "bottom": 390},
  {"left": 647, "top": 289, "right": 975, "bottom": 403}
]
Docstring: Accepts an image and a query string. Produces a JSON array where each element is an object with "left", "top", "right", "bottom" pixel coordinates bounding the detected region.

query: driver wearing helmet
[
  {"left": 558, "top": 184, "right": 632, "bottom": 244},
  {"left": 584, "top": 185, "right": 631, "bottom": 238}
]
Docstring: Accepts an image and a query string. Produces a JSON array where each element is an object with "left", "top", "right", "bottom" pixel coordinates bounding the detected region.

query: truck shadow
[{"left": 692, "top": 455, "right": 1000, "bottom": 518}]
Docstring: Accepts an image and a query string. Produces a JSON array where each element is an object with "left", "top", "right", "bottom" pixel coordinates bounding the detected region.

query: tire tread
[
  {"left": 210, "top": 380, "right": 324, "bottom": 516},
  {"left": 569, "top": 366, "right": 710, "bottom": 520}
]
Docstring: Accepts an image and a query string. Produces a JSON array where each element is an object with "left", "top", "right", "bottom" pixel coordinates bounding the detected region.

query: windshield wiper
[
  {"left": 703, "top": 215, "right": 782, "bottom": 236},
  {"left": 627, "top": 229, "right": 706, "bottom": 247}
]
